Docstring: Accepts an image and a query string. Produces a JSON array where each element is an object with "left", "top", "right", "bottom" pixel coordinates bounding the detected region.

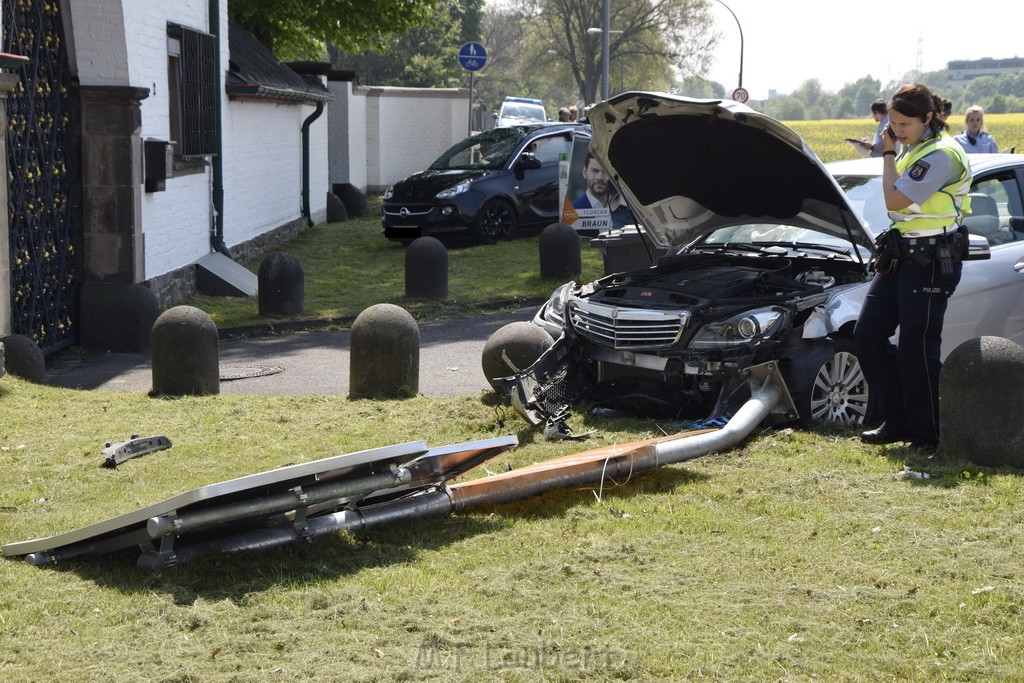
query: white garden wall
[{"left": 65, "top": 1, "right": 466, "bottom": 286}]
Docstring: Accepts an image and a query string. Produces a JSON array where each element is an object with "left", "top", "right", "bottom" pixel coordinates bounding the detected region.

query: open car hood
[{"left": 587, "top": 92, "right": 875, "bottom": 253}]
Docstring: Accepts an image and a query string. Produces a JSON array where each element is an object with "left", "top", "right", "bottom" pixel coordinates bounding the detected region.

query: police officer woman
[
  {"left": 953, "top": 105, "right": 999, "bottom": 153},
  {"left": 854, "top": 83, "right": 973, "bottom": 451}
]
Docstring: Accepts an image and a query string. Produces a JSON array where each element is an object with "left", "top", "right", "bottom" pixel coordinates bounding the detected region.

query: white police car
[{"left": 494, "top": 97, "right": 547, "bottom": 128}]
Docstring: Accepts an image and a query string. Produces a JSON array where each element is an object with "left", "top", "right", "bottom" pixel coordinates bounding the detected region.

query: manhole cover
[{"left": 219, "top": 364, "right": 285, "bottom": 381}]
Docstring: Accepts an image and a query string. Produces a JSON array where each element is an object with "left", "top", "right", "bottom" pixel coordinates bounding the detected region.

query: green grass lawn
[
  {"left": 189, "top": 201, "right": 607, "bottom": 330},
  {"left": 2, "top": 375, "right": 1024, "bottom": 681},
  {"left": 5, "top": 159, "right": 1024, "bottom": 680}
]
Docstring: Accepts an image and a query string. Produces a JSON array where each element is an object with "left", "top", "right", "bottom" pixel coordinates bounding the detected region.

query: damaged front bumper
[{"left": 493, "top": 330, "right": 799, "bottom": 437}]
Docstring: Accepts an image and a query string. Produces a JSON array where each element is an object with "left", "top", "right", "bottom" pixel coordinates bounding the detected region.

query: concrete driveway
[{"left": 45, "top": 309, "right": 537, "bottom": 397}]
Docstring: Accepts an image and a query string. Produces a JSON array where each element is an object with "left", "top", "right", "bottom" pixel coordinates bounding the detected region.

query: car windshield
[
  {"left": 833, "top": 174, "right": 889, "bottom": 236},
  {"left": 701, "top": 223, "right": 858, "bottom": 251},
  {"left": 429, "top": 127, "right": 528, "bottom": 171},
  {"left": 501, "top": 104, "right": 545, "bottom": 122},
  {"left": 698, "top": 172, "right": 888, "bottom": 253}
]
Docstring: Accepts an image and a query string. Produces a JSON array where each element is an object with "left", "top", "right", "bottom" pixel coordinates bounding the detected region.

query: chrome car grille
[
  {"left": 568, "top": 300, "right": 689, "bottom": 350},
  {"left": 382, "top": 204, "right": 433, "bottom": 225}
]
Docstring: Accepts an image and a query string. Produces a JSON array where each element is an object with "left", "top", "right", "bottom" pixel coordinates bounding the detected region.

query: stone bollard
[
  {"left": 150, "top": 305, "right": 220, "bottom": 396},
  {"left": 0, "top": 334, "right": 45, "bottom": 383},
  {"left": 481, "top": 322, "right": 554, "bottom": 388},
  {"left": 539, "top": 222, "right": 581, "bottom": 280},
  {"left": 333, "top": 183, "right": 368, "bottom": 218},
  {"left": 78, "top": 282, "right": 161, "bottom": 352},
  {"left": 258, "top": 251, "right": 305, "bottom": 317},
  {"left": 349, "top": 303, "right": 419, "bottom": 399},
  {"left": 405, "top": 237, "right": 448, "bottom": 299},
  {"left": 326, "top": 192, "right": 348, "bottom": 223},
  {"left": 939, "top": 336, "right": 1024, "bottom": 467}
]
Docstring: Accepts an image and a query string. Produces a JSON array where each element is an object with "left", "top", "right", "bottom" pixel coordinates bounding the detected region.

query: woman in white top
[{"left": 953, "top": 105, "right": 999, "bottom": 153}]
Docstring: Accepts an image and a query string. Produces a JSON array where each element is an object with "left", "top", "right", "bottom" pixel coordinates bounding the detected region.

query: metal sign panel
[
  {"left": 458, "top": 42, "right": 487, "bottom": 72},
  {"left": 3, "top": 436, "right": 518, "bottom": 564}
]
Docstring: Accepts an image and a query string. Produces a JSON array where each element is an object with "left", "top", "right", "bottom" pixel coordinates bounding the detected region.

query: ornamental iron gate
[{"left": 3, "top": 0, "right": 77, "bottom": 353}]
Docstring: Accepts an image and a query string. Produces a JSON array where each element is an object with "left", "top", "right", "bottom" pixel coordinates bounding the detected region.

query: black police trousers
[{"left": 853, "top": 257, "right": 962, "bottom": 446}]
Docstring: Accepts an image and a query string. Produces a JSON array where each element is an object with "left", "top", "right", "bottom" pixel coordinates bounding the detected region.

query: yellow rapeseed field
[{"left": 786, "top": 113, "right": 1024, "bottom": 164}]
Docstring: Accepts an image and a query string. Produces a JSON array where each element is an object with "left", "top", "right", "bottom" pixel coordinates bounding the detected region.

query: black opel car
[{"left": 382, "top": 123, "right": 590, "bottom": 245}]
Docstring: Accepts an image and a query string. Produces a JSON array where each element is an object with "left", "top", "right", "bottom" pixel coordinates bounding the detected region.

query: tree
[
  {"left": 836, "top": 76, "right": 884, "bottom": 118},
  {"left": 229, "top": 0, "right": 441, "bottom": 59},
  {"left": 792, "top": 79, "right": 823, "bottom": 109},
  {"left": 525, "top": 0, "right": 715, "bottom": 105},
  {"left": 332, "top": 0, "right": 484, "bottom": 87},
  {"left": 673, "top": 75, "right": 724, "bottom": 99}
]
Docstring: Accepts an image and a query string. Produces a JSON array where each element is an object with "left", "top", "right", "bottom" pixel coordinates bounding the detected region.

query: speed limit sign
[{"left": 731, "top": 87, "right": 749, "bottom": 103}]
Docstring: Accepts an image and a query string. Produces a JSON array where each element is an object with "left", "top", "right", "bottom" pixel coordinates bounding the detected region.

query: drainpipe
[
  {"left": 208, "top": 0, "right": 229, "bottom": 258},
  {"left": 301, "top": 101, "right": 325, "bottom": 227}
]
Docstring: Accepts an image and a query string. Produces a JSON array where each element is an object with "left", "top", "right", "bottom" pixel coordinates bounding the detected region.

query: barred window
[{"left": 168, "top": 24, "right": 217, "bottom": 158}]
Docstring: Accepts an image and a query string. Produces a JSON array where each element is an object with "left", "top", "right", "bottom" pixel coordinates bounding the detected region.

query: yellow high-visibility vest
[{"left": 888, "top": 130, "right": 972, "bottom": 234}]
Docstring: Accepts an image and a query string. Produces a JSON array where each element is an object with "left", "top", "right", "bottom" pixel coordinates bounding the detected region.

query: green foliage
[
  {"left": 786, "top": 113, "right": 1024, "bottom": 164},
  {"left": 332, "top": 0, "right": 485, "bottom": 87},
  {"left": 229, "top": 0, "right": 441, "bottom": 59},
  {"left": 522, "top": 0, "right": 713, "bottom": 106},
  {"left": 747, "top": 70, "right": 1024, "bottom": 121},
  {"left": 672, "top": 75, "right": 725, "bottom": 99}
]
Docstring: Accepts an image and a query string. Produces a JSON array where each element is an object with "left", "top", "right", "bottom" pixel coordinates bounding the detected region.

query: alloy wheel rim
[{"left": 809, "top": 351, "right": 870, "bottom": 423}]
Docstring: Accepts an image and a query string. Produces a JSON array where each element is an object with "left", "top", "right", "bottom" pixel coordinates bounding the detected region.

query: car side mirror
[
  {"left": 516, "top": 153, "right": 542, "bottom": 171},
  {"left": 965, "top": 233, "right": 991, "bottom": 261},
  {"left": 492, "top": 112, "right": 498, "bottom": 120}
]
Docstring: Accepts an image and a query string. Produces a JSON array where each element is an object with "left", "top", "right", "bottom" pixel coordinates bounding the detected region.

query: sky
[{"left": 702, "top": 0, "right": 1024, "bottom": 100}]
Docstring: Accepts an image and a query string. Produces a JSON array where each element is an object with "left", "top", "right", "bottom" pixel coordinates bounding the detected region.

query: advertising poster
[{"left": 558, "top": 137, "right": 629, "bottom": 237}]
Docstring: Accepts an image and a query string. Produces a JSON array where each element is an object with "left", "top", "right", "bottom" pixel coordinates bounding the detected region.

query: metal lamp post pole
[
  {"left": 601, "top": 0, "right": 610, "bottom": 100},
  {"left": 711, "top": 0, "right": 744, "bottom": 88}
]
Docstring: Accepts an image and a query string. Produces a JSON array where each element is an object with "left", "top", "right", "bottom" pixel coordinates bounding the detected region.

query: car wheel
[
  {"left": 796, "top": 337, "right": 872, "bottom": 425},
  {"left": 473, "top": 200, "right": 517, "bottom": 245}
]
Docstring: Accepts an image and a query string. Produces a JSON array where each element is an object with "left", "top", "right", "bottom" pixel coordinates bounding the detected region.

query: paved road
[{"left": 45, "top": 309, "right": 537, "bottom": 396}]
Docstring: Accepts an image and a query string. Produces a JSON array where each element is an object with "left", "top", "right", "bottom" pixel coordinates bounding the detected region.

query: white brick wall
[
  {"left": 120, "top": 1, "right": 216, "bottom": 277},
  {"left": 65, "top": 0, "right": 131, "bottom": 86},
  {"left": 64, "top": 1, "right": 464, "bottom": 282},
  {"left": 221, "top": 98, "right": 329, "bottom": 246},
  {"left": 361, "top": 87, "right": 470, "bottom": 192}
]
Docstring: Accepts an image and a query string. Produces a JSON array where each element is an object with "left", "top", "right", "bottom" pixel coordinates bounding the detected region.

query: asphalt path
[{"left": 45, "top": 309, "right": 537, "bottom": 396}]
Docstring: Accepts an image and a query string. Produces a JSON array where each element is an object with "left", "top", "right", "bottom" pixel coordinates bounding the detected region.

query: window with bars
[{"left": 168, "top": 24, "right": 217, "bottom": 158}]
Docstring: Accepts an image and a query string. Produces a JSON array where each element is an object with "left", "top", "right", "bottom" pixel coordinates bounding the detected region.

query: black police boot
[{"left": 860, "top": 422, "right": 907, "bottom": 445}]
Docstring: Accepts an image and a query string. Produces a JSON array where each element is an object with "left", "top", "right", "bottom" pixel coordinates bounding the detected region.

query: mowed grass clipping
[{"left": 3, "top": 376, "right": 1024, "bottom": 681}]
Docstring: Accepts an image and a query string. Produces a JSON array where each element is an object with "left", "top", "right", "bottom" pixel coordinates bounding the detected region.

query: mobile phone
[{"left": 886, "top": 125, "right": 896, "bottom": 140}]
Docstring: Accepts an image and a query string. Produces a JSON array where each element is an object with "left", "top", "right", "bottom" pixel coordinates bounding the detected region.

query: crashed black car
[{"left": 494, "top": 92, "right": 883, "bottom": 433}]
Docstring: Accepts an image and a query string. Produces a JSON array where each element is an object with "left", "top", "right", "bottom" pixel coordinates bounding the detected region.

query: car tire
[
  {"left": 792, "top": 336, "right": 873, "bottom": 426},
  {"left": 473, "top": 199, "right": 517, "bottom": 245}
]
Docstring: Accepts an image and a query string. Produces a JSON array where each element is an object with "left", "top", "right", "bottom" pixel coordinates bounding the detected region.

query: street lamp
[
  {"left": 709, "top": 0, "right": 744, "bottom": 88},
  {"left": 586, "top": 25, "right": 624, "bottom": 101}
]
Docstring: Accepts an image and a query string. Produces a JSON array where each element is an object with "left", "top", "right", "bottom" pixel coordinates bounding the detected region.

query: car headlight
[
  {"left": 436, "top": 180, "right": 471, "bottom": 199},
  {"left": 383, "top": 186, "right": 394, "bottom": 200},
  {"left": 690, "top": 307, "right": 788, "bottom": 348},
  {"left": 541, "top": 282, "right": 576, "bottom": 326}
]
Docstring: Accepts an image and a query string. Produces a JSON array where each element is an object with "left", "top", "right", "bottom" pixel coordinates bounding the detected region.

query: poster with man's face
[{"left": 558, "top": 137, "right": 629, "bottom": 236}]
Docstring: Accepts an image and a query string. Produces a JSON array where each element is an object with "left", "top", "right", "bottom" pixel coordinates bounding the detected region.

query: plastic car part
[{"left": 101, "top": 435, "right": 172, "bottom": 468}]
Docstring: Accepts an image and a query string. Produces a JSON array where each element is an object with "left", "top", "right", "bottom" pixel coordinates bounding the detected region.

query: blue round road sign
[{"left": 458, "top": 42, "right": 487, "bottom": 72}]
